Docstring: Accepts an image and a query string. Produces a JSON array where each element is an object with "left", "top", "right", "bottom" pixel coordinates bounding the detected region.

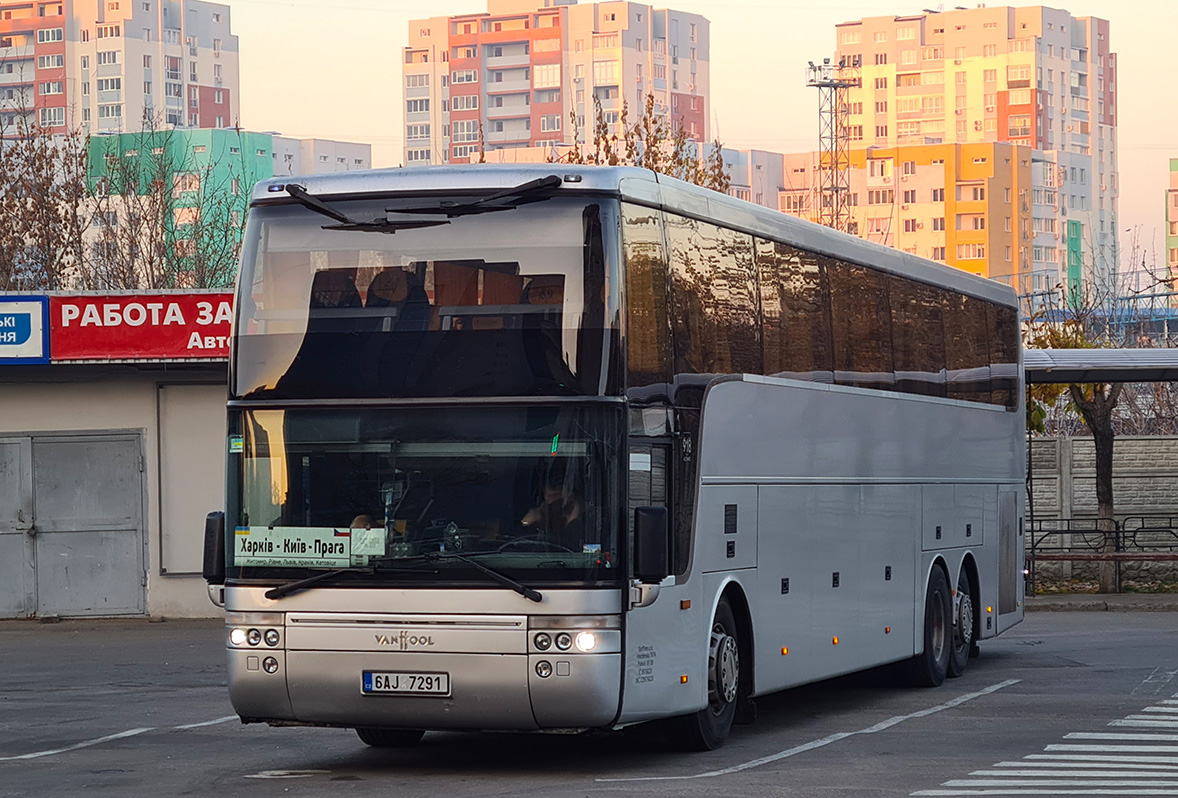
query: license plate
[{"left": 362, "top": 671, "right": 450, "bottom": 696}]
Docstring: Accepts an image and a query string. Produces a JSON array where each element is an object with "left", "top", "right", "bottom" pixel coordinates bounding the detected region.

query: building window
[
  {"left": 96, "top": 77, "right": 121, "bottom": 92},
  {"left": 453, "top": 119, "right": 479, "bottom": 142},
  {"left": 97, "top": 104, "right": 122, "bottom": 119},
  {"left": 874, "top": 77, "right": 887, "bottom": 89},
  {"left": 39, "top": 81, "right": 64, "bottom": 95},
  {"left": 406, "top": 99, "right": 430, "bottom": 114},
  {"left": 956, "top": 243, "right": 985, "bottom": 259},
  {"left": 406, "top": 124, "right": 430, "bottom": 139},
  {"left": 932, "top": 216, "right": 945, "bottom": 231},
  {"left": 38, "top": 54, "right": 66, "bottom": 68},
  {"left": 39, "top": 106, "right": 65, "bottom": 126},
  {"left": 451, "top": 69, "right": 478, "bottom": 84},
  {"left": 540, "top": 114, "right": 561, "bottom": 132},
  {"left": 406, "top": 73, "right": 429, "bottom": 88},
  {"left": 97, "top": 24, "right": 120, "bottom": 38},
  {"left": 97, "top": 51, "right": 118, "bottom": 65},
  {"left": 37, "top": 27, "right": 64, "bottom": 43},
  {"left": 902, "top": 190, "right": 916, "bottom": 204},
  {"left": 931, "top": 188, "right": 945, "bottom": 202},
  {"left": 452, "top": 94, "right": 478, "bottom": 111},
  {"left": 592, "top": 61, "right": 616, "bottom": 85}
]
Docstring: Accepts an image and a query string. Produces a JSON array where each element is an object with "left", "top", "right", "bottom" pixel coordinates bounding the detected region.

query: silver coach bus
[{"left": 203, "top": 165, "right": 1024, "bottom": 751}]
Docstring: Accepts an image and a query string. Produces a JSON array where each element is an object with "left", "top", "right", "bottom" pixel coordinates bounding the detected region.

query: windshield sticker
[
  {"left": 235, "top": 526, "right": 352, "bottom": 567},
  {"left": 228, "top": 435, "right": 244, "bottom": 453},
  {"left": 351, "top": 527, "right": 386, "bottom": 557}
]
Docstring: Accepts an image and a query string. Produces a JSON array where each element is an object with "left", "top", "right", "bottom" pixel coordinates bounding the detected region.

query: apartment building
[
  {"left": 833, "top": 5, "right": 1117, "bottom": 295},
  {"left": 403, "top": 0, "right": 709, "bottom": 165},
  {"left": 768, "top": 142, "right": 1034, "bottom": 281},
  {"left": 0, "top": 0, "right": 239, "bottom": 133},
  {"left": 270, "top": 136, "right": 372, "bottom": 176},
  {"left": 1168, "top": 159, "right": 1178, "bottom": 288}
]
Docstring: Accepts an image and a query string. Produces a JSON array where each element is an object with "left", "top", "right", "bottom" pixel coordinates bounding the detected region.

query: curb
[{"left": 1026, "top": 596, "right": 1178, "bottom": 612}]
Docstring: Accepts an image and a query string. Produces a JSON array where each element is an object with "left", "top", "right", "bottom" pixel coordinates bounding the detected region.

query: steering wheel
[{"left": 496, "top": 534, "right": 576, "bottom": 554}]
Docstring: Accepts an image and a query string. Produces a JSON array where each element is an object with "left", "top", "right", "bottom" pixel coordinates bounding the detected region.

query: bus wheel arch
[
  {"left": 664, "top": 583, "right": 753, "bottom": 750},
  {"left": 948, "top": 554, "right": 981, "bottom": 678}
]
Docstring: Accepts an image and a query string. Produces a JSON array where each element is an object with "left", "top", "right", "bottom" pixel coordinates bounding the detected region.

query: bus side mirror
[
  {"left": 633, "top": 506, "right": 669, "bottom": 583},
  {"left": 203, "top": 511, "right": 226, "bottom": 586}
]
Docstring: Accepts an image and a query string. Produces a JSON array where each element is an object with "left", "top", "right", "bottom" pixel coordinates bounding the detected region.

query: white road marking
[
  {"left": 1027, "top": 755, "right": 1178, "bottom": 765},
  {"left": 972, "top": 769, "right": 1178, "bottom": 777},
  {"left": 1111, "top": 719, "right": 1178, "bottom": 728},
  {"left": 1068, "top": 733, "right": 1178, "bottom": 741},
  {"left": 596, "top": 679, "right": 1021, "bottom": 783},
  {"left": 992, "top": 762, "right": 1178, "bottom": 770},
  {"left": 944, "top": 780, "right": 1178, "bottom": 787},
  {"left": 1144, "top": 708, "right": 1178, "bottom": 714},
  {"left": 173, "top": 715, "right": 238, "bottom": 730},
  {"left": 1134, "top": 668, "right": 1178, "bottom": 696},
  {"left": 243, "top": 769, "right": 331, "bottom": 780},
  {"left": 914, "top": 790, "right": 1178, "bottom": 796},
  {"left": 0, "top": 715, "right": 240, "bottom": 762},
  {"left": 1049, "top": 744, "right": 1178, "bottom": 753},
  {"left": 0, "top": 728, "right": 155, "bottom": 762}
]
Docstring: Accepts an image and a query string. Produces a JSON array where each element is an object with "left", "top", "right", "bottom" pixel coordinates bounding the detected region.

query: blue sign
[{"left": 0, "top": 297, "right": 49, "bottom": 364}]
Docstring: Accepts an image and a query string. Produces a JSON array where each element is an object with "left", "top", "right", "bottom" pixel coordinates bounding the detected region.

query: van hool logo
[{"left": 374, "top": 631, "right": 435, "bottom": 649}]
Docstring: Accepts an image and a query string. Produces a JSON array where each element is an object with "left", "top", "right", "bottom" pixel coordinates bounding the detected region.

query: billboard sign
[
  {"left": 50, "top": 292, "right": 234, "bottom": 361},
  {"left": 0, "top": 296, "right": 50, "bottom": 364}
]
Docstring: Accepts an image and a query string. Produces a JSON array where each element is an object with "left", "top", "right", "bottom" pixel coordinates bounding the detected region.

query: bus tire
[
  {"left": 355, "top": 728, "right": 425, "bottom": 748},
  {"left": 664, "top": 597, "right": 740, "bottom": 751},
  {"left": 904, "top": 567, "right": 951, "bottom": 688},
  {"left": 947, "top": 571, "right": 975, "bottom": 678}
]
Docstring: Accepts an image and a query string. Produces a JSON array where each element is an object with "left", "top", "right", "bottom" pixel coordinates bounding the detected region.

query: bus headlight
[
  {"left": 574, "top": 631, "right": 597, "bottom": 652},
  {"left": 246, "top": 628, "right": 262, "bottom": 646},
  {"left": 229, "top": 628, "right": 248, "bottom": 646},
  {"left": 554, "top": 632, "right": 572, "bottom": 651},
  {"left": 534, "top": 633, "right": 552, "bottom": 651},
  {"left": 264, "top": 629, "right": 281, "bottom": 647}
]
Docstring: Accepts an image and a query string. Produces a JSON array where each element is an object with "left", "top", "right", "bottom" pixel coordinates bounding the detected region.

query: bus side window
[
  {"left": 827, "top": 259, "right": 895, "bottom": 392},
  {"left": 756, "top": 238, "right": 834, "bottom": 383},
  {"left": 621, "top": 205, "right": 672, "bottom": 391}
]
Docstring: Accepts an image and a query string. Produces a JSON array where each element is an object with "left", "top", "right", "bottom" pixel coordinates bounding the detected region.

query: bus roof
[{"left": 252, "top": 164, "right": 1016, "bottom": 309}]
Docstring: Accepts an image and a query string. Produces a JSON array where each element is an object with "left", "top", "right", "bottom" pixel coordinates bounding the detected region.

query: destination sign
[{"left": 234, "top": 525, "right": 386, "bottom": 568}]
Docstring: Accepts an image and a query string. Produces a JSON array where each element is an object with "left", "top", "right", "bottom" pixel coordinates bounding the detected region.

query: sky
[{"left": 224, "top": 0, "right": 1178, "bottom": 261}]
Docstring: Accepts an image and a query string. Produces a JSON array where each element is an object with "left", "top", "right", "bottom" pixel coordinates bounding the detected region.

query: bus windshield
[
  {"left": 232, "top": 196, "right": 620, "bottom": 399},
  {"left": 228, "top": 404, "right": 624, "bottom": 585}
]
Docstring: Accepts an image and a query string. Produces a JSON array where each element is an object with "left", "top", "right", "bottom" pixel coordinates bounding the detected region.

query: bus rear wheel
[
  {"left": 664, "top": 597, "right": 740, "bottom": 751},
  {"left": 947, "top": 572, "right": 975, "bottom": 679},
  {"left": 355, "top": 728, "right": 425, "bottom": 748},
  {"left": 904, "top": 567, "right": 951, "bottom": 688}
]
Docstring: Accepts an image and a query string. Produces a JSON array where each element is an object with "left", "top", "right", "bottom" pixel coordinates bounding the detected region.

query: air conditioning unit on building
[{"left": 916, "top": 222, "right": 924, "bottom": 228}]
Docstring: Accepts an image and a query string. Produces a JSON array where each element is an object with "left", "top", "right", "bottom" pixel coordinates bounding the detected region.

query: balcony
[
  {"left": 485, "top": 77, "right": 531, "bottom": 94},
  {"left": 485, "top": 127, "right": 532, "bottom": 144},
  {"left": 485, "top": 52, "right": 530, "bottom": 69},
  {"left": 486, "top": 102, "right": 529, "bottom": 119}
]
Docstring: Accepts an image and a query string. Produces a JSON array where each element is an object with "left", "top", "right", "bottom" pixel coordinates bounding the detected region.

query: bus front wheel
[
  {"left": 904, "top": 567, "right": 951, "bottom": 688},
  {"left": 355, "top": 728, "right": 425, "bottom": 748},
  {"left": 664, "top": 597, "right": 740, "bottom": 751}
]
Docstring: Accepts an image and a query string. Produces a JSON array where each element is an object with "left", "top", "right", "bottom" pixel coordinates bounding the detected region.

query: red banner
[{"left": 50, "top": 293, "right": 234, "bottom": 361}]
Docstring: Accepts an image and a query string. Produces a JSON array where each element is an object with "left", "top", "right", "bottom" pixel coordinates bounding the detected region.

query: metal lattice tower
[{"left": 806, "top": 56, "right": 861, "bottom": 233}]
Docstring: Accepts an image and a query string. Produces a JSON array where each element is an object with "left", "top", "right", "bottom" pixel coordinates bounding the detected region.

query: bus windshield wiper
[
  {"left": 263, "top": 562, "right": 438, "bottom": 600},
  {"left": 390, "top": 174, "right": 563, "bottom": 218},
  {"left": 390, "top": 551, "right": 542, "bottom": 603},
  {"left": 285, "top": 184, "right": 450, "bottom": 234}
]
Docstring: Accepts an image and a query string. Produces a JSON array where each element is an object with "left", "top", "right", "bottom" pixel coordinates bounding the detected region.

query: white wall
[{"left": 0, "top": 368, "right": 225, "bottom": 618}]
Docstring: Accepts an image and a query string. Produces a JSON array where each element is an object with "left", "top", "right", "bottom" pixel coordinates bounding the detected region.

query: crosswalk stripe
[
  {"left": 1111, "top": 720, "right": 1178, "bottom": 728},
  {"left": 993, "top": 762, "right": 1178, "bottom": 770},
  {"left": 1067, "top": 733, "right": 1178, "bottom": 741},
  {"left": 1144, "top": 709, "right": 1178, "bottom": 715},
  {"left": 944, "top": 779, "right": 1178, "bottom": 786},
  {"left": 913, "top": 790, "right": 1178, "bottom": 796},
  {"left": 1026, "top": 755, "right": 1178, "bottom": 764},
  {"left": 1048, "top": 745, "right": 1178, "bottom": 753},
  {"left": 972, "top": 769, "right": 1178, "bottom": 777}
]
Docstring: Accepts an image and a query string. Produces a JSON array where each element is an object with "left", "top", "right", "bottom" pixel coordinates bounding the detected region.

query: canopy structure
[{"left": 1024, "top": 349, "right": 1178, "bottom": 384}]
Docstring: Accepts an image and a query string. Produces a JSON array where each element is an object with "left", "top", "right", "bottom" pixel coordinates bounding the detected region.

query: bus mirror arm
[
  {"left": 203, "top": 511, "right": 226, "bottom": 587},
  {"left": 629, "top": 580, "right": 661, "bottom": 609}
]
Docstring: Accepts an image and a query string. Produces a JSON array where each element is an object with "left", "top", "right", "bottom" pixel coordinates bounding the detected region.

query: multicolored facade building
[
  {"left": 1168, "top": 159, "right": 1178, "bottom": 288},
  {"left": 832, "top": 5, "right": 1118, "bottom": 298},
  {"left": 403, "top": 0, "right": 710, "bottom": 165},
  {"left": 0, "top": 0, "right": 239, "bottom": 133}
]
